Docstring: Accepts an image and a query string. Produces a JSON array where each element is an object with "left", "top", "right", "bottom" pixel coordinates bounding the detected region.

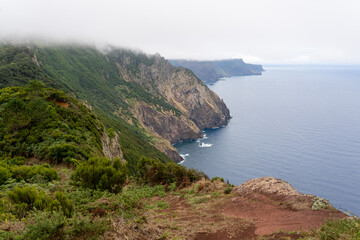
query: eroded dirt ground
[{"left": 106, "top": 180, "right": 345, "bottom": 240}]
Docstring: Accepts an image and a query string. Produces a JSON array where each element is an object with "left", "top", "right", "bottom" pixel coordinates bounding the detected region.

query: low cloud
[{"left": 1, "top": 0, "right": 359, "bottom": 64}]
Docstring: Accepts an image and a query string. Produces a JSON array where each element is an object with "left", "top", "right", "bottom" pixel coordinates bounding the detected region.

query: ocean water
[{"left": 174, "top": 65, "right": 360, "bottom": 215}]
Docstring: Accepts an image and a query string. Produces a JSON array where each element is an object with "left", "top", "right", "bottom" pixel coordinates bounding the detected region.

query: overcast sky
[{"left": 1, "top": 0, "right": 360, "bottom": 64}]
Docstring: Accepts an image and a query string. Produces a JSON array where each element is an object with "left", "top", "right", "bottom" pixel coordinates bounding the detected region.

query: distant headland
[{"left": 169, "top": 59, "right": 264, "bottom": 84}]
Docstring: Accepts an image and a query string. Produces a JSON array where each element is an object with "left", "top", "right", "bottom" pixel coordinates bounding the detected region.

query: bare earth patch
[{"left": 106, "top": 178, "right": 346, "bottom": 239}]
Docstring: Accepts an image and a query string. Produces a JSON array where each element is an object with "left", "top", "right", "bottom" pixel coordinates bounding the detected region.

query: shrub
[
  {"left": 8, "top": 186, "right": 39, "bottom": 211},
  {"left": 186, "top": 168, "right": 208, "bottom": 183},
  {"left": 137, "top": 156, "right": 169, "bottom": 185},
  {"left": 0, "top": 166, "right": 11, "bottom": 185},
  {"left": 68, "top": 213, "right": 108, "bottom": 239},
  {"left": 1, "top": 97, "right": 31, "bottom": 131},
  {"left": 0, "top": 162, "right": 59, "bottom": 185},
  {"left": 137, "top": 156, "right": 207, "bottom": 187},
  {"left": 11, "top": 164, "right": 60, "bottom": 183},
  {"left": 20, "top": 211, "right": 66, "bottom": 240},
  {"left": 106, "top": 128, "right": 115, "bottom": 139},
  {"left": 72, "top": 157, "right": 127, "bottom": 193},
  {"left": 167, "top": 162, "right": 188, "bottom": 185},
  {"left": 211, "top": 177, "right": 224, "bottom": 182},
  {"left": 314, "top": 217, "right": 360, "bottom": 239},
  {"left": 224, "top": 187, "right": 233, "bottom": 194},
  {"left": 312, "top": 197, "right": 330, "bottom": 210},
  {"left": 47, "top": 192, "right": 74, "bottom": 218},
  {"left": 45, "top": 143, "right": 77, "bottom": 163},
  {"left": 1, "top": 156, "right": 25, "bottom": 165},
  {"left": 7, "top": 186, "right": 73, "bottom": 218}
]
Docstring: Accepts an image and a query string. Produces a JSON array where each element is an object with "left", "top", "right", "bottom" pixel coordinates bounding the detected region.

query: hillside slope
[
  {"left": 0, "top": 44, "right": 230, "bottom": 163},
  {"left": 0, "top": 82, "right": 107, "bottom": 163},
  {"left": 170, "top": 59, "right": 264, "bottom": 84}
]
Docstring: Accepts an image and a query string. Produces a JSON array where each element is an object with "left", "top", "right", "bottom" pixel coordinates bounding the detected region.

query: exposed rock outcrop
[
  {"left": 132, "top": 101, "right": 202, "bottom": 143},
  {"left": 108, "top": 50, "right": 231, "bottom": 161},
  {"left": 232, "top": 177, "right": 304, "bottom": 197},
  {"left": 225, "top": 177, "right": 346, "bottom": 236},
  {"left": 114, "top": 52, "right": 231, "bottom": 130},
  {"left": 101, "top": 130, "right": 125, "bottom": 162}
]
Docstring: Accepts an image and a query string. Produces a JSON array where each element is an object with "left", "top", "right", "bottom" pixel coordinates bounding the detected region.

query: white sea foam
[
  {"left": 179, "top": 153, "right": 189, "bottom": 164},
  {"left": 199, "top": 143, "right": 213, "bottom": 148}
]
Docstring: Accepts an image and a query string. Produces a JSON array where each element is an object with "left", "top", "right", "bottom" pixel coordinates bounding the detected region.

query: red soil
[
  {"left": 55, "top": 100, "right": 69, "bottom": 108},
  {"left": 221, "top": 194, "right": 345, "bottom": 236}
]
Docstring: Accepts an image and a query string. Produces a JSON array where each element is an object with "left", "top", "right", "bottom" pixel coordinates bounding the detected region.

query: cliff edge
[{"left": 109, "top": 177, "right": 346, "bottom": 239}]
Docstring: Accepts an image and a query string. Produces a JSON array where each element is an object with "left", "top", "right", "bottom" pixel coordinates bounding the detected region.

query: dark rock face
[
  {"left": 133, "top": 102, "right": 202, "bottom": 144},
  {"left": 108, "top": 49, "right": 232, "bottom": 161},
  {"left": 169, "top": 59, "right": 264, "bottom": 84},
  {"left": 114, "top": 52, "right": 231, "bottom": 132}
]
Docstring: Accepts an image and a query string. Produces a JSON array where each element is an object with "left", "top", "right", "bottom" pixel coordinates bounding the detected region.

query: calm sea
[{"left": 174, "top": 65, "right": 360, "bottom": 215}]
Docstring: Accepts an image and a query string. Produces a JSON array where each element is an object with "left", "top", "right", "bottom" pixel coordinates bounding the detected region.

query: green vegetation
[
  {"left": 211, "top": 176, "right": 224, "bottom": 182},
  {"left": 170, "top": 59, "right": 263, "bottom": 83},
  {"left": 3, "top": 163, "right": 59, "bottom": 184},
  {"left": 34, "top": 46, "right": 180, "bottom": 116},
  {"left": 72, "top": 157, "right": 127, "bottom": 193},
  {"left": 0, "top": 44, "right": 174, "bottom": 170},
  {"left": 0, "top": 44, "right": 354, "bottom": 239},
  {"left": 224, "top": 187, "right": 233, "bottom": 194},
  {"left": 312, "top": 217, "right": 360, "bottom": 239},
  {"left": 7, "top": 186, "right": 73, "bottom": 218},
  {"left": 0, "top": 81, "right": 104, "bottom": 163},
  {"left": 312, "top": 197, "right": 331, "bottom": 211},
  {"left": 0, "top": 149, "right": 208, "bottom": 239},
  {"left": 0, "top": 210, "right": 108, "bottom": 240},
  {"left": 106, "top": 128, "right": 115, "bottom": 139},
  {"left": 137, "top": 156, "right": 207, "bottom": 187},
  {"left": 0, "top": 46, "right": 59, "bottom": 89}
]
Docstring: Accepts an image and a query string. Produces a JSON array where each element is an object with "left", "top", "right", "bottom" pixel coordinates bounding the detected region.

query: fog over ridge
[{"left": 1, "top": 0, "right": 360, "bottom": 64}]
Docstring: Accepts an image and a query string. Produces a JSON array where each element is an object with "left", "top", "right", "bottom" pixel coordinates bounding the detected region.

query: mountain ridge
[
  {"left": 170, "top": 58, "right": 264, "bottom": 84},
  {"left": 0, "top": 43, "right": 230, "bottom": 163}
]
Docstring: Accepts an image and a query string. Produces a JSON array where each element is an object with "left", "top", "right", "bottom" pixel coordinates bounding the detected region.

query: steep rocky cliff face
[
  {"left": 110, "top": 50, "right": 231, "bottom": 160},
  {"left": 101, "top": 130, "right": 125, "bottom": 162},
  {"left": 132, "top": 101, "right": 202, "bottom": 143},
  {"left": 0, "top": 44, "right": 230, "bottom": 162},
  {"left": 111, "top": 51, "right": 231, "bottom": 130}
]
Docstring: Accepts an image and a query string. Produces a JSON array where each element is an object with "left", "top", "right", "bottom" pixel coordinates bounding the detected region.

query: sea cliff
[
  {"left": 0, "top": 44, "right": 230, "bottom": 162},
  {"left": 170, "top": 58, "right": 264, "bottom": 84}
]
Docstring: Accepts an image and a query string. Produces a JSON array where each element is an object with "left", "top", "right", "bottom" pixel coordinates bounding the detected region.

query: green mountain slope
[
  {"left": 0, "top": 46, "right": 58, "bottom": 89},
  {"left": 0, "top": 81, "right": 104, "bottom": 163},
  {"left": 0, "top": 45, "right": 172, "bottom": 170},
  {"left": 0, "top": 43, "right": 230, "bottom": 164}
]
